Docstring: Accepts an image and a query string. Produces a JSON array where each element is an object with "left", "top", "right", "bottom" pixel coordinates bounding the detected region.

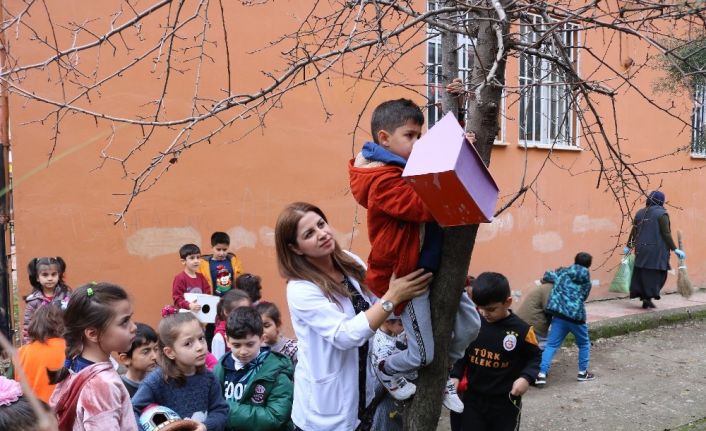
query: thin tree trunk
[
  {"left": 467, "top": 15, "right": 508, "bottom": 167},
  {"left": 404, "top": 1, "right": 508, "bottom": 428}
]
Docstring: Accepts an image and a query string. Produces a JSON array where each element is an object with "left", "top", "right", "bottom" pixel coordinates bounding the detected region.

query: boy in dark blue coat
[{"left": 535, "top": 252, "right": 594, "bottom": 386}]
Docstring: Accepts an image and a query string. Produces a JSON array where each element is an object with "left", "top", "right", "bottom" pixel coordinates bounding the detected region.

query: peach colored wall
[{"left": 8, "top": 1, "right": 706, "bottom": 334}]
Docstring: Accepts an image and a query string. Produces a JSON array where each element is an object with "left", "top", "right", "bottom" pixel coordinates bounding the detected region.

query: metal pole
[{"left": 0, "top": 0, "right": 15, "bottom": 346}]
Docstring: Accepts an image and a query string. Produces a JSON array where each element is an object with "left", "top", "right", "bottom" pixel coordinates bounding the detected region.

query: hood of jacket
[
  {"left": 349, "top": 142, "right": 407, "bottom": 209},
  {"left": 218, "top": 349, "right": 293, "bottom": 382},
  {"left": 565, "top": 264, "right": 590, "bottom": 285},
  {"left": 360, "top": 141, "right": 407, "bottom": 167},
  {"left": 541, "top": 265, "right": 589, "bottom": 285}
]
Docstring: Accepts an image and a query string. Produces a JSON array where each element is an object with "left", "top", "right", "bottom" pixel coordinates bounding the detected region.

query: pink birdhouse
[{"left": 402, "top": 112, "right": 499, "bottom": 226}]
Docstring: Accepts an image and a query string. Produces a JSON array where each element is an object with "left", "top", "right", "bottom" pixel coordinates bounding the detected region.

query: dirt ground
[{"left": 437, "top": 318, "right": 706, "bottom": 431}]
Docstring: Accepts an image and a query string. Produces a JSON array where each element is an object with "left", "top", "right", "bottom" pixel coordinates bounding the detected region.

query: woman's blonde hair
[{"left": 275, "top": 202, "right": 368, "bottom": 306}]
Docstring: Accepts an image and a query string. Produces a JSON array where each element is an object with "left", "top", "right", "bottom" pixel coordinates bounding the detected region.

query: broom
[{"left": 677, "top": 230, "right": 694, "bottom": 298}]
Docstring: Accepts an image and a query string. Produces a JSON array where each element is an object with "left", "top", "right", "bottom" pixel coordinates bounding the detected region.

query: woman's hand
[{"left": 386, "top": 269, "right": 432, "bottom": 304}]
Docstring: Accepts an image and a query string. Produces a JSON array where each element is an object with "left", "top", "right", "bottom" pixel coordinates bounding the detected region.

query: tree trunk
[{"left": 404, "top": 1, "right": 508, "bottom": 429}]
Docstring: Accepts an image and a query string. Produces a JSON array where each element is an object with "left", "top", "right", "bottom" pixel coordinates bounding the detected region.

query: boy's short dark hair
[
  {"left": 122, "top": 323, "right": 158, "bottom": 357},
  {"left": 575, "top": 252, "right": 592, "bottom": 268},
  {"left": 472, "top": 272, "right": 511, "bottom": 306},
  {"left": 179, "top": 243, "right": 201, "bottom": 259},
  {"left": 226, "top": 306, "right": 263, "bottom": 339},
  {"left": 371, "top": 98, "right": 424, "bottom": 144},
  {"left": 211, "top": 232, "right": 230, "bottom": 247}
]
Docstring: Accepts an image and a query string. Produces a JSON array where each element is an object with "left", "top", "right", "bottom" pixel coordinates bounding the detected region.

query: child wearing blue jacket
[{"left": 535, "top": 252, "right": 594, "bottom": 386}]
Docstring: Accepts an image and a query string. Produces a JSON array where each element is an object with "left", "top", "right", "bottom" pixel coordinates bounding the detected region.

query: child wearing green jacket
[{"left": 214, "top": 306, "right": 294, "bottom": 431}]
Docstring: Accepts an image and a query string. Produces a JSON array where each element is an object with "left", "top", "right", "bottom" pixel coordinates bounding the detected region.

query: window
[
  {"left": 427, "top": 38, "right": 475, "bottom": 127},
  {"left": 425, "top": 1, "right": 505, "bottom": 141},
  {"left": 693, "top": 84, "right": 706, "bottom": 156},
  {"left": 519, "top": 15, "right": 580, "bottom": 147},
  {"left": 426, "top": 1, "right": 476, "bottom": 127}
]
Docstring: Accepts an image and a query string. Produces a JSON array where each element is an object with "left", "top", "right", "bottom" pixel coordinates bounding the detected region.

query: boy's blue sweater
[{"left": 132, "top": 367, "right": 229, "bottom": 431}]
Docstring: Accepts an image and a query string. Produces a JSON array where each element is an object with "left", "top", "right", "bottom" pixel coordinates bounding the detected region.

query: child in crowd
[
  {"left": 173, "top": 244, "right": 212, "bottom": 312},
  {"left": 236, "top": 273, "right": 263, "bottom": 304},
  {"left": 132, "top": 308, "right": 228, "bottom": 431},
  {"left": 117, "top": 323, "right": 159, "bottom": 397},
  {"left": 23, "top": 257, "right": 71, "bottom": 342},
  {"left": 0, "top": 376, "right": 57, "bottom": 431},
  {"left": 449, "top": 276, "right": 477, "bottom": 430},
  {"left": 451, "top": 272, "right": 541, "bottom": 431},
  {"left": 536, "top": 252, "right": 595, "bottom": 386},
  {"left": 255, "top": 301, "right": 298, "bottom": 365},
  {"left": 370, "top": 315, "right": 405, "bottom": 377},
  {"left": 175, "top": 243, "right": 218, "bottom": 349},
  {"left": 212, "top": 289, "right": 253, "bottom": 360},
  {"left": 16, "top": 304, "right": 65, "bottom": 403},
  {"left": 349, "top": 98, "right": 480, "bottom": 411},
  {"left": 370, "top": 315, "right": 406, "bottom": 431},
  {"left": 49, "top": 283, "right": 138, "bottom": 430},
  {"left": 214, "top": 306, "right": 294, "bottom": 431},
  {"left": 199, "top": 232, "right": 243, "bottom": 296},
  {"left": 515, "top": 275, "right": 556, "bottom": 349}
]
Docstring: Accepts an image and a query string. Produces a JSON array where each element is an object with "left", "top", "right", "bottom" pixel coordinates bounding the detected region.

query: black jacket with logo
[{"left": 451, "top": 311, "right": 541, "bottom": 396}]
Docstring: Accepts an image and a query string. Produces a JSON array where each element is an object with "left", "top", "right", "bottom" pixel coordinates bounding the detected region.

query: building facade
[{"left": 5, "top": 0, "right": 705, "bottom": 331}]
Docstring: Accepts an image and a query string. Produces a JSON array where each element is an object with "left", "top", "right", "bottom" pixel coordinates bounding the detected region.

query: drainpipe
[{"left": 0, "top": 1, "right": 14, "bottom": 345}]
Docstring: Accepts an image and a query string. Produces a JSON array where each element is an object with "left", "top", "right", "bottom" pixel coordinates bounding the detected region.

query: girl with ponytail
[
  {"left": 23, "top": 256, "right": 71, "bottom": 342},
  {"left": 49, "top": 282, "right": 138, "bottom": 431}
]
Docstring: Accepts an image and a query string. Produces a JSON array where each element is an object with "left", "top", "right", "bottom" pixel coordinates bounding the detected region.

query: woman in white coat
[{"left": 275, "top": 202, "right": 431, "bottom": 431}]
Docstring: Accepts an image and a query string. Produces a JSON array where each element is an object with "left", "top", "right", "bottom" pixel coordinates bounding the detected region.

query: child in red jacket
[{"left": 349, "top": 98, "right": 480, "bottom": 413}]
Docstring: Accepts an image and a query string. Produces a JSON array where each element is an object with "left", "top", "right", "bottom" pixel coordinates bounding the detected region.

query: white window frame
[
  {"left": 518, "top": 15, "right": 581, "bottom": 149},
  {"left": 692, "top": 84, "right": 706, "bottom": 158},
  {"left": 426, "top": 30, "right": 475, "bottom": 128},
  {"left": 426, "top": 1, "right": 506, "bottom": 142}
]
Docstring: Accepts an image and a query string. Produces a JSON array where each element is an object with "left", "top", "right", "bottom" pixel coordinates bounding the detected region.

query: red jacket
[{"left": 348, "top": 155, "right": 434, "bottom": 304}]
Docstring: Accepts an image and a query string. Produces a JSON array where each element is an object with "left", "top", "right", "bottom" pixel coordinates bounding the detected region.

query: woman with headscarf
[{"left": 625, "top": 191, "right": 686, "bottom": 308}]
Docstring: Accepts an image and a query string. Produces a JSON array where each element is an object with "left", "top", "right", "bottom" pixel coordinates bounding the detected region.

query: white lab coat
[{"left": 287, "top": 271, "right": 378, "bottom": 431}]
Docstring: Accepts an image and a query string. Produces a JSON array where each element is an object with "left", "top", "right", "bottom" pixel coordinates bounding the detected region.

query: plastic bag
[{"left": 609, "top": 254, "right": 634, "bottom": 294}]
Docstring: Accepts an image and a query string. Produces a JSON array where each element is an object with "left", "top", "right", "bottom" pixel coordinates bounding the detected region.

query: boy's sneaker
[
  {"left": 577, "top": 371, "right": 595, "bottom": 381},
  {"left": 442, "top": 378, "right": 464, "bottom": 413},
  {"left": 374, "top": 364, "right": 416, "bottom": 400},
  {"left": 535, "top": 372, "right": 547, "bottom": 387}
]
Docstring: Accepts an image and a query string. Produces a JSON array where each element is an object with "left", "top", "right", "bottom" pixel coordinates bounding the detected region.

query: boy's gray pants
[{"left": 383, "top": 290, "right": 480, "bottom": 374}]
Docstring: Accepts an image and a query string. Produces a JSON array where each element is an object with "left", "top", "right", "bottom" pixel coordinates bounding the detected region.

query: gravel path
[{"left": 437, "top": 319, "right": 706, "bottom": 431}]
